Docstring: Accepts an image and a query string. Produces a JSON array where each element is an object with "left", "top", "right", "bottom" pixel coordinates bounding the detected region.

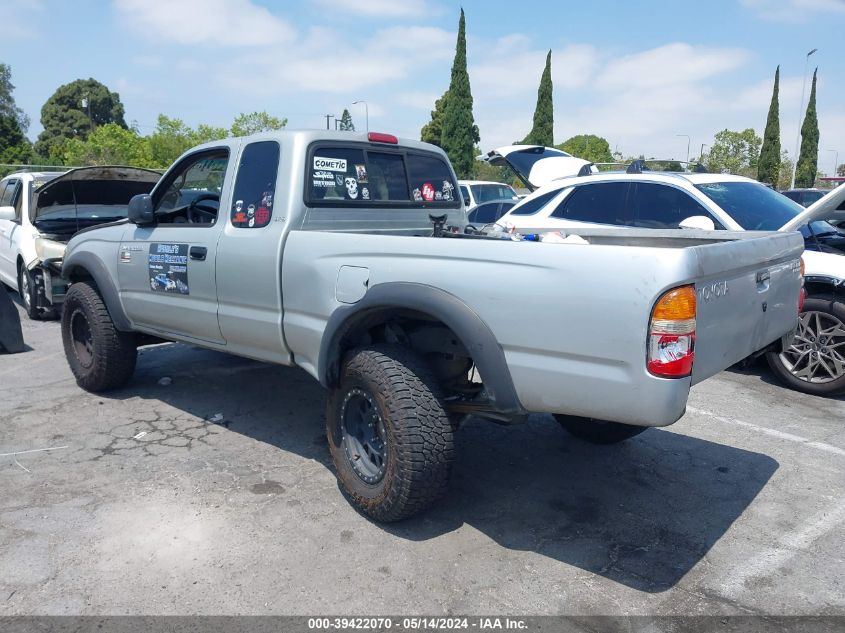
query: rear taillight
[{"left": 647, "top": 285, "right": 696, "bottom": 378}]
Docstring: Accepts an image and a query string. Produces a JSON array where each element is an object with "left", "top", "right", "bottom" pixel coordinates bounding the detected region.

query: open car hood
[
  {"left": 780, "top": 182, "right": 845, "bottom": 232},
  {"left": 481, "top": 145, "right": 594, "bottom": 190},
  {"left": 31, "top": 165, "right": 160, "bottom": 224}
]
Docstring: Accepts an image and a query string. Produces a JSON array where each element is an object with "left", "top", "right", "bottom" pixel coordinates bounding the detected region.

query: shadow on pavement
[{"left": 109, "top": 343, "right": 779, "bottom": 594}]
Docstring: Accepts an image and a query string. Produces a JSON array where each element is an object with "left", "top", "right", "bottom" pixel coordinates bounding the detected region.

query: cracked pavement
[{"left": 1, "top": 303, "right": 844, "bottom": 616}]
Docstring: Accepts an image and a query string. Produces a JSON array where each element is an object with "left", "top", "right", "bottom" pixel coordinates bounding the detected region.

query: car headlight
[{"left": 34, "top": 238, "right": 67, "bottom": 261}]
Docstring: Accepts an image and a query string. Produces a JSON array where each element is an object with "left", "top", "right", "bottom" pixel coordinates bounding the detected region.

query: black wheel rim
[
  {"left": 70, "top": 309, "right": 94, "bottom": 369},
  {"left": 340, "top": 388, "right": 387, "bottom": 484},
  {"left": 20, "top": 271, "right": 31, "bottom": 311},
  {"left": 779, "top": 310, "right": 845, "bottom": 384}
]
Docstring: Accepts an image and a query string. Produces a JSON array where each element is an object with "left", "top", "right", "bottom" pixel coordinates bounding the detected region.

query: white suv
[
  {"left": 0, "top": 167, "right": 159, "bottom": 319},
  {"left": 487, "top": 148, "right": 845, "bottom": 397}
]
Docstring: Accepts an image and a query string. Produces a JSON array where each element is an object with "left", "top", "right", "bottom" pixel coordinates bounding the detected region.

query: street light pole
[
  {"left": 676, "top": 134, "right": 690, "bottom": 165},
  {"left": 791, "top": 48, "right": 818, "bottom": 189},
  {"left": 352, "top": 100, "right": 368, "bottom": 132},
  {"left": 826, "top": 149, "right": 839, "bottom": 178}
]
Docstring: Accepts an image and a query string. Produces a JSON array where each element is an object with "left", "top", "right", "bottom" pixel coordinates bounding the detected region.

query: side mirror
[
  {"left": 0, "top": 206, "right": 15, "bottom": 221},
  {"left": 679, "top": 215, "right": 715, "bottom": 231},
  {"left": 128, "top": 194, "right": 155, "bottom": 226},
  {"left": 463, "top": 196, "right": 471, "bottom": 207}
]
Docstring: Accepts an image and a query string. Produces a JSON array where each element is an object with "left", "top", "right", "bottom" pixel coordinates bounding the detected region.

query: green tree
[
  {"left": 0, "top": 63, "right": 32, "bottom": 164},
  {"left": 520, "top": 50, "right": 553, "bottom": 146},
  {"left": 338, "top": 108, "right": 355, "bottom": 132},
  {"left": 795, "top": 68, "right": 819, "bottom": 188},
  {"left": 557, "top": 134, "right": 613, "bottom": 163},
  {"left": 440, "top": 8, "right": 480, "bottom": 178},
  {"left": 420, "top": 92, "right": 448, "bottom": 147},
  {"left": 35, "top": 78, "right": 127, "bottom": 159},
  {"left": 60, "top": 123, "right": 154, "bottom": 167},
  {"left": 777, "top": 151, "right": 795, "bottom": 191},
  {"left": 230, "top": 111, "right": 287, "bottom": 137},
  {"left": 757, "top": 66, "right": 781, "bottom": 186},
  {"left": 706, "top": 128, "right": 762, "bottom": 176},
  {"left": 147, "top": 115, "right": 227, "bottom": 168}
]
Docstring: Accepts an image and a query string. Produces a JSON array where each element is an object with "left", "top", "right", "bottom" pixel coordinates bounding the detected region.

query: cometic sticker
[{"left": 313, "top": 157, "right": 347, "bottom": 172}]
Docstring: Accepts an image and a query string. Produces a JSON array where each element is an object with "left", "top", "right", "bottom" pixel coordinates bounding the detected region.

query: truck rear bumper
[{"left": 505, "top": 350, "right": 690, "bottom": 427}]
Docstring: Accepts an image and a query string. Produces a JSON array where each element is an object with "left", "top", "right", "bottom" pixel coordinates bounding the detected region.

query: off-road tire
[
  {"left": 61, "top": 281, "right": 137, "bottom": 392},
  {"left": 326, "top": 344, "right": 454, "bottom": 522},
  {"left": 554, "top": 415, "right": 648, "bottom": 444},
  {"left": 766, "top": 295, "right": 845, "bottom": 396}
]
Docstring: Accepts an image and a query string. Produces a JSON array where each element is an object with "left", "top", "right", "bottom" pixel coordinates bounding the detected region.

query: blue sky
[{"left": 4, "top": 0, "right": 845, "bottom": 170}]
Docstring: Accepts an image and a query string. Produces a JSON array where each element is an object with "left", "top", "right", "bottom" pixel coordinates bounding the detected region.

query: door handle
[{"left": 190, "top": 246, "right": 207, "bottom": 261}]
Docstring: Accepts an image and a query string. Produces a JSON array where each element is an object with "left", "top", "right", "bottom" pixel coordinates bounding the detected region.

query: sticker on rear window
[{"left": 313, "top": 157, "right": 347, "bottom": 172}]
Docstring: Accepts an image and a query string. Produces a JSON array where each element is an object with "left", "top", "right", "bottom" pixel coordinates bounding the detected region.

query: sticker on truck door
[{"left": 148, "top": 243, "right": 189, "bottom": 295}]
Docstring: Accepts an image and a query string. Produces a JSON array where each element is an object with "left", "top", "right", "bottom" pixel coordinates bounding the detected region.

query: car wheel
[
  {"left": 554, "top": 415, "right": 648, "bottom": 444},
  {"left": 326, "top": 344, "right": 454, "bottom": 522},
  {"left": 18, "top": 264, "right": 43, "bottom": 320},
  {"left": 61, "top": 281, "right": 137, "bottom": 392},
  {"left": 766, "top": 296, "right": 845, "bottom": 396}
]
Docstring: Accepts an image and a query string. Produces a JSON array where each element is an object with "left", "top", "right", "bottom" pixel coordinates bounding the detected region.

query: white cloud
[
  {"left": 311, "top": 0, "right": 431, "bottom": 17},
  {"left": 741, "top": 0, "right": 845, "bottom": 21},
  {"left": 596, "top": 43, "right": 751, "bottom": 91},
  {"left": 113, "top": 0, "right": 295, "bottom": 46}
]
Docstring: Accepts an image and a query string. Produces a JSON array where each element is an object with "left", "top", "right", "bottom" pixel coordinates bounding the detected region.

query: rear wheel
[
  {"left": 766, "top": 296, "right": 845, "bottom": 396},
  {"left": 326, "top": 344, "right": 454, "bottom": 522},
  {"left": 61, "top": 281, "right": 137, "bottom": 392},
  {"left": 554, "top": 415, "right": 648, "bottom": 444}
]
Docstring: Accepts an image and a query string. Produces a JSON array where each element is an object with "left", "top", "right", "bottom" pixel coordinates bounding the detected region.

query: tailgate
[{"left": 690, "top": 232, "right": 803, "bottom": 384}]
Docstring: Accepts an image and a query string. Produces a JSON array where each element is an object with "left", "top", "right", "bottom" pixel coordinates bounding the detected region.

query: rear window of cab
[{"left": 305, "top": 143, "right": 458, "bottom": 207}]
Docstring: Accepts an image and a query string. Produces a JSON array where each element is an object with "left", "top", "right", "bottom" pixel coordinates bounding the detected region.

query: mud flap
[{"left": 0, "top": 283, "right": 25, "bottom": 353}]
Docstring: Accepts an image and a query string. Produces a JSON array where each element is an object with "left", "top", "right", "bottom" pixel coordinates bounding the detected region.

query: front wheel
[
  {"left": 61, "top": 281, "right": 137, "bottom": 392},
  {"left": 766, "top": 296, "right": 845, "bottom": 396},
  {"left": 554, "top": 415, "right": 648, "bottom": 444},
  {"left": 326, "top": 344, "right": 454, "bottom": 522}
]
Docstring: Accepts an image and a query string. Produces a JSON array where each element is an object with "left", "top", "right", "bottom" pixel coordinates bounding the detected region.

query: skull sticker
[{"left": 345, "top": 177, "right": 359, "bottom": 199}]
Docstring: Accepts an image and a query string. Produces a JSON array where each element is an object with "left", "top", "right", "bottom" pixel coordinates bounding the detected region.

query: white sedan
[{"left": 487, "top": 146, "right": 845, "bottom": 396}]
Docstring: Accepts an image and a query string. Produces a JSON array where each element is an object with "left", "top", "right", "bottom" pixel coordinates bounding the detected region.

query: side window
[
  {"left": 632, "top": 183, "right": 715, "bottom": 229},
  {"left": 0, "top": 179, "right": 17, "bottom": 207},
  {"left": 9, "top": 181, "right": 23, "bottom": 221},
  {"left": 459, "top": 185, "right": 470, "bottom": 205},
  {"left": 230, "top": 141, "right": 279, "bottom": 228},
  {"left": 406, "top": 153, "right": 457, "bottom": 204},
  {"left": 154, "top": 149, "right": 229, "bottom": 225},
  {"left": 509, "top": 188, "right": 564, "bottom": 216},
  {"left": 550, "top": 183, "right": 630, "bottom": 225}
]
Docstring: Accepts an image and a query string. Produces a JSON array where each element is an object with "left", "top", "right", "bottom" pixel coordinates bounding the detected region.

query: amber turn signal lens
[{"left": 652, "top": 286, "right": 696, "bottom": 321}]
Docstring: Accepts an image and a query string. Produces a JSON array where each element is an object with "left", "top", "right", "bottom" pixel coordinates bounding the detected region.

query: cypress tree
[
  {"left": 440, "top": 8, "right": 480, "bottom": 178},
  {"left": 757, "top": 65, "right": 780, "bottom": 186},
  {"left": 521, "top": 50, "right": 554, "bottom": 146},
  {"left": 420, "top": 92, "right": 448, "bottom": 147},
  {"left": 795, "top": 68, "right": 819, "bottom": 188},
  {"left": 338, "top": 108, "right": 355, "bottom": 132}
]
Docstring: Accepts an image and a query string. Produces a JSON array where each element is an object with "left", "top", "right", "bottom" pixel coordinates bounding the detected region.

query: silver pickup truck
[{"left": 60, "top": 130, "right": 803, "bottom": 521}]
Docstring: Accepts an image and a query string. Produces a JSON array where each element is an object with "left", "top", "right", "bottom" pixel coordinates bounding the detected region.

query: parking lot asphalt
[{"left": 1, "top": 300, "right": 844, "bottom": 617}]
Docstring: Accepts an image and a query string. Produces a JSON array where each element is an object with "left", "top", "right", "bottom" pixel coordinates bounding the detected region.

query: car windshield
[
  {"left": 470, "top": 183, "right": 516, "bottom": 204},
  {"left": 695, "top": 181, "right": 805, "bottom": 231}
]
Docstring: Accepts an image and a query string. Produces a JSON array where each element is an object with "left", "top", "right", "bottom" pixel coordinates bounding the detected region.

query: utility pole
[
  {"left": 81, "top": 94, "right": 94, "bottom": 133},
  {"left": 324, "top": 114, "right": 334, "bottom": 130},
  {"left": 826, "top": 149, "right": 839, "bottom": 177}
]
